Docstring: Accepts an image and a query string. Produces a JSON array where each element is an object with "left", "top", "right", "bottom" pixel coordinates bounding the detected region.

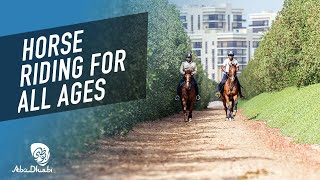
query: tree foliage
[{"left": 239, "top": 0, "right": 320, "bottom": 99}]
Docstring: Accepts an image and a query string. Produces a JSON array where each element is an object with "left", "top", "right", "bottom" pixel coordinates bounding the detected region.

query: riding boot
[
  {"left": 194, "top": 82, "right": 201, "bottom": 101},
  {"left": 215, "top": 84, "right": 221, "bottom": 98},
  {"left": 175, "top": 83, "right": 181, "bottom": 101}
]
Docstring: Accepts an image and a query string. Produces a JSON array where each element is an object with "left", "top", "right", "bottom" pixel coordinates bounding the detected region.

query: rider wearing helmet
[
  {"left": 215, "top": 51, "right": 244, "bottom": 98},
  {"left": 175, "top": 53, "right": 201, "bottom": 101}
]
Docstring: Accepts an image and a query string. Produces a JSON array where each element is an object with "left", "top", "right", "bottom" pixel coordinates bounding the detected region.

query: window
[
  {"left": 236, "top": 57, "right": 247, "bottom": 64},
  {"left": 205, "top": 42, "right": 208, "bottom": 54},
  {"left": 207, "top": 14, "right": 225, "bottom": 21},
  {"left": 193, "top": 42, "right": 202, "bottom": 48},
  {"left": 217, "top": 41, "right": 247, "bottom": 48},
  {"left": 251, "top": 20, "right": 269, "bottom": 27},
  {"left": 180, "top": 16, "right": 187, "bottom": 22},
  {"left": 228, "top": 15, "right": 230, "bottom": 31},
  {"left": 218, "top": 49, "right": 247, "bottom": 56},
  {"left": 253, "top": 27, "right": 269, "bottom": 33},
  {"left": 218, "top": 57, "right": 225, "bottom": 64},
  {"left": 183, "top": 23, "right": 187, "bottom": 30},
  {"left": 208, "top": 22, "right": 223, "bottom": 28},
  {"left": 233, "top": 22, "right": 243, "bottom": 29},
  {"left": 233, "top": 15, "right": 243, "bottom": 21},
  {"left": 212, "top": 73, "right": 215, "bottom": 80},
  {"left": 212, "top": 50, "right": 215, "bottom": 69},
  {"left": 205, "top": 58, "right": 208, "bottom": 71},
  {"left": 253, "top": 41, "right": 259, "bottom": 48},
  {"left": 195, "top": 50, "right": 201, "bottom": 57},
  {"left": 191, "top": 15, "right": 194, "bottom": 32},
  {"left": 198, "top": 15, "right": 201, "bottom": 30}
]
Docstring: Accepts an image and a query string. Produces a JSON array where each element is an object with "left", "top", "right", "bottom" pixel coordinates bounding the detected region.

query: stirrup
[
  {"left": 196, "top": 95, "right": 201, "bottom": 101},
  {"left": 175, "top": 95, "right": 180, "bottom": 101},
  {"left": 215, "top": 92, "right": 221, "bottom": 98}
]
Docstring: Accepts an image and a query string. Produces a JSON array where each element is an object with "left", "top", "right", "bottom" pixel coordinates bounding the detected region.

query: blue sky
[{"left": 169, "top": 0, "right": 285, "bottom": 15}]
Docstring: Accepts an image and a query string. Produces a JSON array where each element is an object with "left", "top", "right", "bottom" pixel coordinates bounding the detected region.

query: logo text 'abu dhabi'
[{"left": 12, "top": 143, "right": 53, "bottom": 173}]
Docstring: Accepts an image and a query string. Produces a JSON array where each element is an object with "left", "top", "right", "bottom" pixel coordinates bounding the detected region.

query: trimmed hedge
[
  {"left": 239, "top": 0, "right": 320, "bottom": 99},
  {"left": 47, "top": 0, "right": 213, "bottom": 159}
]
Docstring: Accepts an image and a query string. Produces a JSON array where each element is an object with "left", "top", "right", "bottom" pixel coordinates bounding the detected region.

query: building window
[
  {"left": 198, "top": 15, "right": 201, "bottom": 30},
  {"left": 228, "top": 15, "right": 230, "bottom": 31},
  {"left": 212, "top": 73, "right": 215, "bottom": 80},
  {"left": 253, "top": 41, "right": 260, "bottom": 48},
  {"left": 218, "top": 49, "right": 247, "bottom": 56},
  {"left": 212, "top": 56, "right": 214, "bottom": 69},
  {"left": 233, "top": 22, "right": 243, "bottom": 29},
  {"left": 180, "top": 16, "right": 187, "bottom": 22},
  {"left": 253, "top": 27, "right": 269, "bottom": 33},
  {"left": 208, "top": 22, "right": 223, "bottom": 29},
  {"left": 193, "top": 42, "right": 202, "bottom": 48},
  {"left": 205, "top": 58, "right": 208, "bottom": 71},
  {"left": 248, "top": 41, "right": 251, "bottom": 58},
  {"left": 205, "top": 42, "right": 208, "bottom": 54},
  {"left": 191, "top": 15, "right": 194, "bottom": 32},
  {"left": 207, "top": 14, "right": 225, "bottom": 21},
  {"left": 233, "top": 15, "right": 243, "bottom": 21},
  {"left": 236, "top": 57, "right": 247, "bottom": 64},
  {"left": 218, "top": 57, "right": 225, "bottom": 64},
  {"left": 212, "top": 41, "right": 215, "bottom": 46},
  {"left": 183, "top": 23, "right": 188, "bottom": 30},
  {"left": 195, "top": 50, "right": 201, "bottom": 57},
  {"left": 250, "top": 20, "right": 269, "bottom": 27},
  {"left": 217, "top": 41, "right": 247, "bottom": 48}
]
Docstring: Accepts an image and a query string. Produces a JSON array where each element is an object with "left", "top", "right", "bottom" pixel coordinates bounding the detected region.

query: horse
[
  {"left": 221, "top": 64, "right": 239, "bottom": 121},
  {"left": 181, "top": 70, "right": 196, "bottom": 122}
]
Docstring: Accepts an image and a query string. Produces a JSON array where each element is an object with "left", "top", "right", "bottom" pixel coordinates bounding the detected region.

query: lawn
[{"left": 239, "top": 83, "right": 320, "bottom": 144}]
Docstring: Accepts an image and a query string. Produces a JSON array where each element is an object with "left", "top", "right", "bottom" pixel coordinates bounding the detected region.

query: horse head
[
  {"left": 184, "top": 70, "right": 192, "bottom": 90},
  {"left": 229, "top": 64, "right": 237, "bottom": 83}
]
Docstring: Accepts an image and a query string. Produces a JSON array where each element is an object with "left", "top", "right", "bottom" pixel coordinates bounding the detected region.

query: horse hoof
[
  {"left": 228, "top": 118, "right": 232, "bottom": 121},
  {"left": 188, "top": 118, "right": 192, "bottom": 122},
  {"left": 225, "top": 118, "right": 228, "bottom": 121}
]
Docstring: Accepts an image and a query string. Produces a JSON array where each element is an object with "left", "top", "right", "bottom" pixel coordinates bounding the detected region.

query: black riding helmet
[{"left": 186, "top": 53, "right": 192, "bottom": 61}]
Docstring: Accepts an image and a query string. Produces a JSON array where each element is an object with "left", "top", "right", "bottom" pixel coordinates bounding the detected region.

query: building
[{"left": 178, "top": 4, "right": 276, "bottom": 82}]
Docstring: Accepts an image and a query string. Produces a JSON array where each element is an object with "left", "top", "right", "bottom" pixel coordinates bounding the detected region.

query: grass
[{"left": 239, "top": 83, "right": 320, "bottom": 144}]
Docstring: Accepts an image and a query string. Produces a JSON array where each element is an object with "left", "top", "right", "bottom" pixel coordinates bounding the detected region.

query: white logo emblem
[{"left": 30, "top": 143, "right": 50, "bottom": 166}]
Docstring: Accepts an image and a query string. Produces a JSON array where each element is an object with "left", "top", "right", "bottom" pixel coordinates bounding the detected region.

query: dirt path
[{"left": 58, "top": 104, "right": 320, "bottom": 180}]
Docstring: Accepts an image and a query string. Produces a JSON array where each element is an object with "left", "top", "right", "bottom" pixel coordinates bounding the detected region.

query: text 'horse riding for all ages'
[
  {"left": 181, "top": 70, "right": 196, "bottom": 122},
  {"left": 222, "top": 64, "right": 239, "bottom": 121}
]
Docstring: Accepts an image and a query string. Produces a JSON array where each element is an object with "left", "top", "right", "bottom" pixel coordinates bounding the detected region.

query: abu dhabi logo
[
  {"left": 30, "top": 143, "right": 50, "bottom": 166},
  {"left": 12, "top": 143, "right": 53, "bottom": 173}
]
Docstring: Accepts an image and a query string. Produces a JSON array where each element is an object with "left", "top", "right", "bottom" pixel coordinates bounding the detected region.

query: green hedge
[{"left": 239, "top": 0, "right": 320, "bottom": 99}]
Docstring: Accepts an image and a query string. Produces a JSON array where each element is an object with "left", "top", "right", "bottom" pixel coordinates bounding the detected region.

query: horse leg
[
  {"left": 225, "top": 95, "right": 232, "bottom": 121},
  {"left": 233, "top": 95, "right": 238, "bottom": 117},
  {"left": 188, "top": 99, "right": 194, "bottom": 122},
  {"left": 182, "top": 98, "right": 188, "bottom": 122},
  {"left": 230, "top": 99, "right": 234, "bottom": 120}
]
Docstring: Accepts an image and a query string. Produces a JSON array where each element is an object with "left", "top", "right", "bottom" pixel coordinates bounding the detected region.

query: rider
[
  {"left": 175, "top": 53, "right": 201, "bottom": 101},
  {"left": 215, "top": 51, "right": 244, "bottom": 98}
]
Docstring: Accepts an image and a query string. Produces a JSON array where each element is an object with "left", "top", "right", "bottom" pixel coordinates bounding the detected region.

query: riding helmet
[
  {"left": 228, "top": 51, "right": 234, "bottom": 56},
  {"left": 186, "top": 53, "right": 192, "bottom": 58}
]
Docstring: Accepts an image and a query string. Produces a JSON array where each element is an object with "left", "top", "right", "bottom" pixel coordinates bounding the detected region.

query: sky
[{"left": 169, "top": 0, "right": 285, "bottom": 16}]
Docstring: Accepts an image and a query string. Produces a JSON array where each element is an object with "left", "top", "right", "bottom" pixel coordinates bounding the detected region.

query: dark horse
[
  {"left": 222, "top": 64, "right": 239, "bottom": 121},
  {"left": 181, "top": 70, "right": 196, "bottom": 122}
]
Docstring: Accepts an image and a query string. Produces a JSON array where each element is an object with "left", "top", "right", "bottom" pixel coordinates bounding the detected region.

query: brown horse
[
  {"left": 222, "top": 64, "right": 239, "bottom": 121},
  {"left": 181, "top": 70, "right": 196, "bottom": 122}
]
